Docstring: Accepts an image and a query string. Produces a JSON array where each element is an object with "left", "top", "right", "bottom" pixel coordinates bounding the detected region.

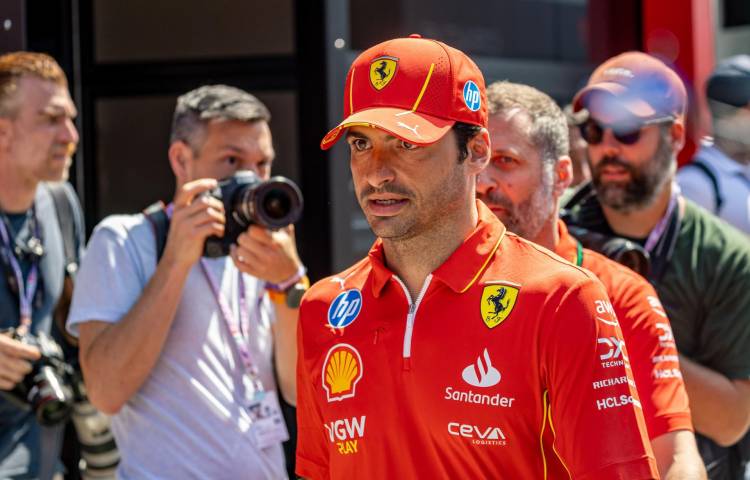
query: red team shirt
[
  {"left": 296, "top": 203, "right": 658, "bottom": 479},
  {"left": 556, "top": 220, "right": 693, "bottom": 439}
]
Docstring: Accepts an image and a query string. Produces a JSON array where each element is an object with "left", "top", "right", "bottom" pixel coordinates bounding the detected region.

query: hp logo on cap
[{"left": 463, "top": 81, "right": 481, "bottom": 112}]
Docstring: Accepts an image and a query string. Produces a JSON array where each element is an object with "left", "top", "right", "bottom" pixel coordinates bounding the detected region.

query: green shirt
[{"left": 658, "top": 200, "right": 750, "bottom": 379}]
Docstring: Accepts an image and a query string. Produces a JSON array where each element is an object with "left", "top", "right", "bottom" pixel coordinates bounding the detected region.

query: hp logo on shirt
[
  {"left": 328, "top": 289, "right": 363, "bottom": 329},
  {"left": 462, "top": 81, "right": 481, "bottom": 112}
]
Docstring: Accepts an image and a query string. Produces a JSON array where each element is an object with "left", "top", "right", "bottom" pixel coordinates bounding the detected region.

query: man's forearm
[
  {"left": 272, "top": 301, "right": 298, "bottom": 406},
  {"left": 680, "top": 355, "right": 750, "bottom": 446},
  {"left": 79, "top": 257, "right": 192, "bottom": 414},
  {"left": 652, "top": 430, "right": 706, "bottom": 480}
]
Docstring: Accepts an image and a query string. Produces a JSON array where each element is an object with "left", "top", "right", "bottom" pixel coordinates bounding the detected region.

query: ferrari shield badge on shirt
[
  {"left": 369, "top": 56, "right": 398, "bottom": 90},
  {"left": 480, "top": 283, "right": 520, "bottom": 329}
]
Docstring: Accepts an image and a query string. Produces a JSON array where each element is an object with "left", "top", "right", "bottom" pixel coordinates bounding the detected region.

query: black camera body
[
  {"left": 203, "top": 171, "right": 304, "bottom": 258},
  {"left": 1, "top": 328, "right": 74, "bottom": 426},
  {"left": 565, "top": 225, "right": 651, "bottom": 277}
]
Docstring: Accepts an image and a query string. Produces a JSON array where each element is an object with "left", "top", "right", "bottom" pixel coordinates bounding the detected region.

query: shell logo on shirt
[
  {"left": 323, "top": 343, "right": 363, "bottom": 402},
  {"left": 480, "top": 283, "right": 520, "bottom": 329}
]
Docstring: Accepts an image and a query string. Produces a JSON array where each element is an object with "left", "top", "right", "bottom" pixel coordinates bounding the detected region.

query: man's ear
[
  {"left": 168, "top": 141, "right": 192, "bottom": 185},
  {"left": 670, "top": 120, "right": 686, "bottom": 152},
  {"left": 554, "top": 156, "right": 573, "bottom": 196},
  {"left": 466, "top": 128, "right": 491, "bottom": 174}
]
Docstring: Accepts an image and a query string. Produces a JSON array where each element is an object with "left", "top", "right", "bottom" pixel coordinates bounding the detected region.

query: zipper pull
[
  {"left": 373, "top": 327, "right": 380, "bottom": 345},
  {"left": 409, "top": 303, "right": 416, "bottom": 315}
]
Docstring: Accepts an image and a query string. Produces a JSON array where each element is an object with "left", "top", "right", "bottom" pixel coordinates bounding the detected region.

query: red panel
[{"left": 642, "top": 0, "right": 715, "bottom": 165}]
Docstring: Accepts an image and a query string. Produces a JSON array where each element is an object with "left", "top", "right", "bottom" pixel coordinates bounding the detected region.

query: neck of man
[
  {"left": 601, "top": 180, "right": 673, "bottom": 239},
  {"left": 382, "top": 196, "right": 479, "bottom": 300},
  {"left": 530, "top": 206, "right": 561, "bottom": 253},
  {"left": 0, "top": 161, "right": 38, "bottom": 213}
]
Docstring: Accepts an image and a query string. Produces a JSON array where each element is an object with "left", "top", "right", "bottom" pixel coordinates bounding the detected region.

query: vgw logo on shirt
[
  {"left": 323, "top": 343, "right": 363, "bottom": 402},
  {"left": 325, "top": 416, "right": 366, "bottom": 455},
  {"left": 327, "top": 289, "right": 363, "bottom": 334},
  {"left": 463, "top": 348, "right": 501, "bottom": 387}
]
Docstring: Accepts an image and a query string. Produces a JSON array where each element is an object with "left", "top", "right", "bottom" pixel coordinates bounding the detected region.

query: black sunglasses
[{"left": 578, "top": 116, "right": 674, "bottom": 146}]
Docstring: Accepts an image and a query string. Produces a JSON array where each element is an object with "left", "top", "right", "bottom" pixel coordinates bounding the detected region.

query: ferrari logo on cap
[
  {"left": 480, "top": 283, "right": 520, "bottom": 329},
  {"left": 369, "top": 56, "right": 398, "bottom": 90}
]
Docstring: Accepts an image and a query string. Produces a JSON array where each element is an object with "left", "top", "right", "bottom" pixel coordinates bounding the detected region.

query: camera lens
[
  {"left": 31, "top": 366, "right": 73, "bottom": 426},
  {"left": 262, "top": 188, "right": 293, "bottom": 221}
]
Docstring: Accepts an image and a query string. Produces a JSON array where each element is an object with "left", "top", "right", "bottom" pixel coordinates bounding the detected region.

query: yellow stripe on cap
[
  {"left": 349, "top": 67, "right": 355, "bottom": 113},
  {"left": 410, "top": 63, "right": 435, "bottom": 112}
]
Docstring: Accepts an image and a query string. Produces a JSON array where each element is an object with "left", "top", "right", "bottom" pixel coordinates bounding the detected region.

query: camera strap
[{"left": 0, "top": 208, "right": 41, "bottom": 334}]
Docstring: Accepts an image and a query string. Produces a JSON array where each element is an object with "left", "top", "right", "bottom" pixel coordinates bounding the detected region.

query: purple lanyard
[
  {"left": 0, "top": 214, "right": 39, "bottom": 334},
  {"left": 164, "top": 203, "right": 263, "bottom": 384},
  {"left": 644, "top": 186, "right": 679, "bottom": 253}
]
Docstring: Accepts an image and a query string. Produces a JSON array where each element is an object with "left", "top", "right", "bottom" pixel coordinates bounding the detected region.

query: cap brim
[
  {"left": 572, "top": 83, "right": 657, "bottom": 121},
  {"left": 320, "top": 107, "right": 455, "bottom": 150}
]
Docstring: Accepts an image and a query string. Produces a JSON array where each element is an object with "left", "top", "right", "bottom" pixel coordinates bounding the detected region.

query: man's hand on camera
[
  {"left": 162, "top": 179, "right": 225, "bottom": 270},
  {"left": 0, "top": 333, "right": 40, "bottom": 390},
  {"left": 231, "top": 225, "right": 301, "bottom": 284}
]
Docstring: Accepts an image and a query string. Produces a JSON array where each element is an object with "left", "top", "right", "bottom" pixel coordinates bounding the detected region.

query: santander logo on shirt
[
  {"left": 462, "top": 348, "right": 501, "bottom": 388},
  {"left": 444, "top": 348, "right": 515, "bottom": 408}
]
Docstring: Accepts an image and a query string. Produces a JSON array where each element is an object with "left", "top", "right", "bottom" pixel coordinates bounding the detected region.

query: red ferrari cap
[
  {"left": 321, "top": 34, "right": 487, "bottom": 150},
  {"left": 573, "top": 51, "right": 687, "bottom": 123}
]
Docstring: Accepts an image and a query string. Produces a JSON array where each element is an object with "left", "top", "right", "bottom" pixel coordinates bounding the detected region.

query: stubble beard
[
  {"left": 479, "top": 174, "right": 555, "bottom": 241},
  {"left": 360, "top": 163, "right": 466, "bottom": 243}
]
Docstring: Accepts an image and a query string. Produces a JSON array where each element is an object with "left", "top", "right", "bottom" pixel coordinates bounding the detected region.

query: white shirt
[
  {"left": 678, "top": 140, "right": 750, "bottom": 235},
  {"left": 67, "top": 214, "right": 287, "bottom": 480}
]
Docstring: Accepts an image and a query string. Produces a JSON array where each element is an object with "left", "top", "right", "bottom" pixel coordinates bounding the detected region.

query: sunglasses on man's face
[{"left": 578, "top": 117, "right": 674, "bottom": 146}]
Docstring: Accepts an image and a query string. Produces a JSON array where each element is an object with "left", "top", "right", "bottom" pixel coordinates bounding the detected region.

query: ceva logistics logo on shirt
[
  {"left": 323, "top": 343, "right": 363, "bottom": 402},
  {"left": 328, "top": 289, "right": 363, "bottom": 330}
]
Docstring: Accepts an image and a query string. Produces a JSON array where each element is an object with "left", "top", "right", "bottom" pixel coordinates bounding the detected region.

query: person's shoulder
[
  {"left": 490, "top": 231, "right": 599, "bottom": 287},
  {"left": 582, "top": 247, "right": 657, "bottom": 309},
  {"left": 304, "top": 257, "right": 372, "bottom": 302},
  {"left": 682, "top": 200, "right": 750, "bottom": 253},
  {"left": 90, "top": 212, "right": 153, "bottom": 246}
]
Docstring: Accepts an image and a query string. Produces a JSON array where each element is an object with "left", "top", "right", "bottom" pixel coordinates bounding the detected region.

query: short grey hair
[
  {"left": 170, "top": 84, "right": 271, "bottom": 151},
  {"left": 486, "top": 81, "right": 569, "bottom": 167}
]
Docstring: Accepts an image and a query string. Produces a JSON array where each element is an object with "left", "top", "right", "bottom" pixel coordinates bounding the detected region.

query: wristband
[
  {"left": 268, "top": 275, "right": 310, "bottom": 308},
  {"left": 266, "top": 265, "right": 307, "bottom": 292}
]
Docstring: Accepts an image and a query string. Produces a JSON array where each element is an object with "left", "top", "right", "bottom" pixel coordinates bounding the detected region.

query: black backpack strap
[
  {"left": 143, "top": 201, "right": 169, "bottom": 263},
  {"left": 685, "top": 160, "right": 724, "bottom": 213},
  {"left": 46, "top": 182, "right": 81, "bottom": 277}
]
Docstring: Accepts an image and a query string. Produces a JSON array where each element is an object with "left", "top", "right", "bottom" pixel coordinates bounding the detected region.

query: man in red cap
[
  {"left": 566, "top": 51, "right": 750, "bottom": 479},
  {"left": 296, "top": 35, "right": 658, "bottom": 479},
  {"left": 478, "top": 80, "right": 706, "bottom": 479}
]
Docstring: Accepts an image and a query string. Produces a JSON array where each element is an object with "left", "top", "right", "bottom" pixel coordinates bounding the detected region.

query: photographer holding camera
[
  {"left": 67, "top": 85, "right": 304, "bottom": 479},
  {"left": 0, "top": 52, "right": 83, "bottom": 479}
]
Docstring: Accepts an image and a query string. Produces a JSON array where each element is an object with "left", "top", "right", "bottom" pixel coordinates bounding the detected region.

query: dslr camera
[
  {"left": 1, "top": 328, "right": 74, "bottom": 426},
  {"left": 566, "top": 225, "right": 651, "bottom": 277},
  {"left": 203, "top": 171, "right": 304, "bottom": 257}
]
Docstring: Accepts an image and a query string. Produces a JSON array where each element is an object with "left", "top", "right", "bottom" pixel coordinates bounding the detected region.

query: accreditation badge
[{"left": 247, "top": 389, "right": 289, "bottom": 449}]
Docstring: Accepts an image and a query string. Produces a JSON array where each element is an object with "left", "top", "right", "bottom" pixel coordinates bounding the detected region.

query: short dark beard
[{"left": 591, "top": 130, "right": 675, "bottom": 213}]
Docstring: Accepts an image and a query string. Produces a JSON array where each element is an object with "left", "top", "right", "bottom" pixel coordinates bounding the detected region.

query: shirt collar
[
  {"left": 367, "top": 201, "right": 506, "bottom": 298},
  {"left": 555, "top": 219, "right": 579, "bottom": 263}
]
